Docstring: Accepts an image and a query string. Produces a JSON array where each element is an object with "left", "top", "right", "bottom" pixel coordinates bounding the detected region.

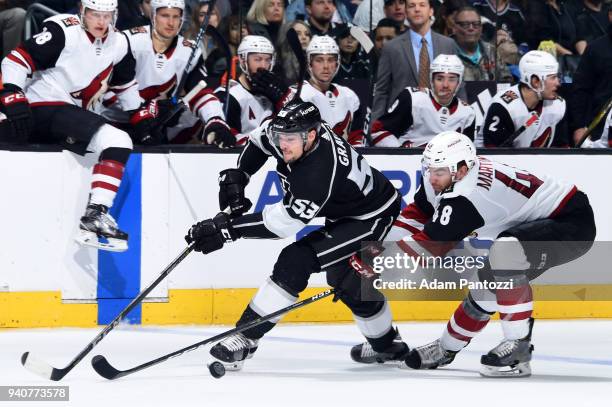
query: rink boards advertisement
[{"left": 1, "top": 149, "right": 612, "bottom": 327}]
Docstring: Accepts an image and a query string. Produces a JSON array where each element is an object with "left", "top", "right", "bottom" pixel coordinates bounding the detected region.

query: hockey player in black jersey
[{"left": 185, "top": 101, "right": 408, "bottom": 370}]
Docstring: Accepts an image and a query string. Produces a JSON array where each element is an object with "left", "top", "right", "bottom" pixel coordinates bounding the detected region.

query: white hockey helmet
[
  {"left": 429, "top": 54, "right": 464, "bottom": 101},
  {"left": 80, "top": 0, "right": 118, "bottom": 27},
  {"left": 519, "top": 50, "right": 559, "bottom": 97},
  {"left": 150, "top": 0, "right": 185, "bottom": 36},
  {"left": 237, "top": 35, "right": 276, "bottom": 76},
  {"left": 306, "top": 35, "right": 340, "bottom": 79},
  {"left": 422, "top": 131, "right": 477, "bottom": 182}
]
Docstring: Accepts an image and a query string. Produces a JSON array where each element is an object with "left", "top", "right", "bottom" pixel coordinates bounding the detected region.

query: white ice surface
[{"left": 1, "top": 320, "right": 611, "bottom": 407}]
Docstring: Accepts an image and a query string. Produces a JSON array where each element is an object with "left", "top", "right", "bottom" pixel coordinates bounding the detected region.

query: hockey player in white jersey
[
  {"left": 355, "top": 131, "right": 595, "bottom": 376},
  {"left": 0, "top": 0, "right": 156, "bottom": 252},
  {"left": 265, "top": 35, "right": 366, "bottom": 146},
  {"left": 100, "top": 0, "right": 232, "bottom": 146},
  {"left": 370, "top": 54, "right": 476, "bottom": 147},
  {"left": 185, "top": 101, "right": 409, "bottom": 371},
  {"left": 581, "top": 109, "right": 612, "bottom": 148},
  {"left": 215, "top": 35, "right": 288, "bottom": 146},
  {"left": 482, "top": 51, "right": 567, "bottom": 148}
]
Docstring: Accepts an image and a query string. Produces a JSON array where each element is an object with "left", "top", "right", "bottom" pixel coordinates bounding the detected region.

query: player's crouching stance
[
  {"left": 0, "top": 0, "right": 155, "bottom": 251},
  {"left": 185, "top": 101, "right": 408, "bottom": 371},
  {"left": 99, "top": 0, "right": 233, "bottom": 146},
  {"left": 383, "top": 131, "right": 595, "bottom": 376}
]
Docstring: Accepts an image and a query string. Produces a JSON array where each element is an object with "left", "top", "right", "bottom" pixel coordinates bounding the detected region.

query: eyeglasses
[{"left": 455, "top": 21, "right": 482, "bottom": 29}]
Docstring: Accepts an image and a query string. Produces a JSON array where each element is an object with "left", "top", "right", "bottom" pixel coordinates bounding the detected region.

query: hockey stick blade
[
  {"left": 21, "top": 352, "right": 65, "bottom": 381},
  {"left": 91, "top": 289, "right": 336, "bottom": 380},
  {"left": 21, "top": 245, "right": 194, "bottom": 381},
  {"left": 349, "top": 26, "right": 374, "bottom": 55},
  {"left": 287, "top": 28, "right": 306, "bottom": 100}
]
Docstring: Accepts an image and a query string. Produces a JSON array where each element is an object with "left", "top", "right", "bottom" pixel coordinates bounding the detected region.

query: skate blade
[
  {"left": 217, "top": 360, "right": 244, "bottom": 372},
  {"left": 479, "top": 362, "right": 531, "bottom": 378},
  {"left": 75, "top": 230, "right": 128, "bottom": 252}
]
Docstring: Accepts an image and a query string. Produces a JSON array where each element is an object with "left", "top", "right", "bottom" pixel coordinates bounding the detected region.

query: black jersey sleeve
[
  {"left": 397, "top": 195, "right": 485, "bottom": 258},
  {"left": 482, "top": 102, "right": 516, "bottom": 147},
  {"left": 462, "top": 114, "right": 476, "bottom": 141},
  {"left": 11, "top": 20, "right": 65, "bottom": 73},
  {"left": 109, "top": 33, "right": 137, "bottom": 88},
  {"left": 370, "top": 88, "right": 414, "bottom": 145},
  {"left": 215, "top": 90, "right": 242, "bottom": 132}
]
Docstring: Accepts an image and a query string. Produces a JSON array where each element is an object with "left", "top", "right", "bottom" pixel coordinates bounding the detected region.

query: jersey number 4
[{"left": 495, "top": 170, "right": 544, "bottom": 198}]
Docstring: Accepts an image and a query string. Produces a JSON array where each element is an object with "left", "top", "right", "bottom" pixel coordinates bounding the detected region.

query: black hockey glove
[
  {"left": 250, "top": 69, "right": 290, "bottom": 105},
  {"left": 130, "top": 100, "right": 161, "bottom": 145},
  {"left": 185, "top": 212, "right": 240, "bottom": 254},
  {"left": 203, "top": 117, "right": 235, "bottom": 148},
  {"left": 219, "top": 168, "right": 252, "bottom": 216},
  {"left": 0, "top": 83, "right": 33, "bottom": 142}
]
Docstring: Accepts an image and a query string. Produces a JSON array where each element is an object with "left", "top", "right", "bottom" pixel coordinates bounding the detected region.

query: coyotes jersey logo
[
  {"left": 139, "top": 75, "right": 176, "bottom": 101},
  {"left": 70, "top": 64, "right": 113, "bottom": 110}
]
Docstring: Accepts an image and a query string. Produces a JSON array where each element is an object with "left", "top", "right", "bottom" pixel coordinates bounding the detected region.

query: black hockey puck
[{"left": 208, "top": 361, "right": 226, "bottom": 378}]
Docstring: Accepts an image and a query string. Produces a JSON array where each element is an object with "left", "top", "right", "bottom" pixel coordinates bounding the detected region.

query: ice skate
[
  {"left": 480, "top": 318, "right": 534, "bottom": 377},
  {"left": 75, "top": 203, "right": 128, "bottom": 252},
  {"left": 403, "top": 339, "right": 457, "bottom": 369},
  {"left": 209, "top": 333, "right": 259, "bottom": 371},
  {"left": 350, "top": 328, "right": 409, "bottom": 364}
]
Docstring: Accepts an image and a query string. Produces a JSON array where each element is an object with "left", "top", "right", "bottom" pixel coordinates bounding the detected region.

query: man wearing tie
[{"left": 372, "top": 0, "right": 456, "bottom": 121}]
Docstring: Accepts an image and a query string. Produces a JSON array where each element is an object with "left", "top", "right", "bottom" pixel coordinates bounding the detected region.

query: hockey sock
[
  {"left": 497, "top": 275, "right": 533, "bottom": 340},
  {"left": 236, "top": 277, "right": 297, "bottom": 340},
  {"left": 354, "top": 301, "right": 394, "bottom": 352},
  {"left": 89, "top": 148, "right": 130, "bottom": 208},
  {"left": 441, "top": 294, "right": 493, "bottom": 352}
]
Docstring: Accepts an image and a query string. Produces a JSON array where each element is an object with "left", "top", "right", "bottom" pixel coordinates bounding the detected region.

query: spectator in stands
[
  {"left": 116, "top": 0, "right": 150, "bottom": 30},
  {"left": 574, "top": 0, "right": 609, "bottom": 54},
  {"left": 286, "top": 0, "right": 352, "bottom": 27},
  {"left": 372, "top": 0, "right": 456, "bottom": 120},
  {"left": 246, "top": 0, "right": 285, "bottom": 44},
  {"left": 275, "top": 20, "right": 312, "bottom": 86},
  {"left": 432, "top": 0, "right": 468, "bottom": 36},
  {"left": 0, "top": 0, "right": 27, "bottom": 59},
  {"left": 218, "top": 14, "right": 249, "bottom": 58},
  {"left": 336, "top": 25, "right": 370, "bottom": 80},
  {"left": 374, "top": 17, "right": 400, "bottom": 53},
  {"left": 185, "top": 0, "right": 225, "bottom": 76},
  {"left": 472, "top": 0, "right": 526, "bottom": 46},
  {"left": 384, "top": 0, "right": 408, "bottom": 32},
  {"left": 453, "top": 6, "right": 512, "bottom": 81},
  {"left": 304, "top": 0, "right": 347, "bottom": 39},
  {"left": 523, "top": 0, "right": 577, "bottom": 55},
  {"left": 183, "top": 0, "right": 230, "bottom": 34},
  {"left": 569, "top": 5, "right": 612, "bottom": 144},
  {"left": 352, "top": 0, "right": 386, "bottom": 31}
]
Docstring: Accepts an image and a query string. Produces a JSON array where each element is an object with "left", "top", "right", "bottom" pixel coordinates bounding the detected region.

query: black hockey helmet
[{"left": 269, "top": 101, "right": 321, "bottom": 147}]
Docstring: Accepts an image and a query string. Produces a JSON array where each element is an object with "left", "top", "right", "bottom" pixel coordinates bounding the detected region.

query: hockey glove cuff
[
  {"left": 219, "top": 168, "right": 253, "bottom": 216},
  {"left": 130, "top": 100, "right": 160, "bottom": 145},
  {"left": 0, "top": 83, "right": 32, "bottom": 142},
  {"left": 204, "top": 117, "right": 235, "bottom": 148}
]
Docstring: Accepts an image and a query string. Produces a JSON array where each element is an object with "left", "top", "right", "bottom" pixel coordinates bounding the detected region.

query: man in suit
[{"left": 372, "top": 0, "right": 456, "bottom": 121}]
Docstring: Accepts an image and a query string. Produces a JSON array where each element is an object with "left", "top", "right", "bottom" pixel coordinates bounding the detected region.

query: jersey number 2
[{"left": 495, "top": 170, "right": 544, "bottom": 198}]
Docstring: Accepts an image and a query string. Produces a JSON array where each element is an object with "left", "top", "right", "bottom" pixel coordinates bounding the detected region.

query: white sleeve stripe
[
  {"left": 262, "top": 202, "right": 306, "bottom": 238},
  {"left": 9, "top": 51, "right": 32, "bottom": 74},
  {"left": 110, "top": 79, "right": 137, "bottom": 92},
  {"left": 233, "top": 221, "right": 265, "bottom": 228}
]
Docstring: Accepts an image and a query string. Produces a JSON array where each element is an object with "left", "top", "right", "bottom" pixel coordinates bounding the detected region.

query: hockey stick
[
  {"left": 150, "top": 79, "right": 208, "bottom": 137},
  {"left": 576, "top": 96, "right": 612, "bottom": 148},
  {"left": 91, "top": 288, "right": 336, "bottom": 380},
  {"left": 499, "top": 112, "right": 540, "bottom": 147},
  {"left": 287, "top": 27, "right": 307, "bottom": 101},
  {"left": 349, "top": 26, "right": 376, "bottom": 146},
  {"left": 205, "top": 25, "right": 233, "bottom": 120},
  {"left": 171, "top": 0, "right": 218, "bottom": 102},
  {"left": 21, "top": 245, "right": 195, "bottom": 381},
  {"left": 349, "top": 26, "right": 374, "bottom": 55}
]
